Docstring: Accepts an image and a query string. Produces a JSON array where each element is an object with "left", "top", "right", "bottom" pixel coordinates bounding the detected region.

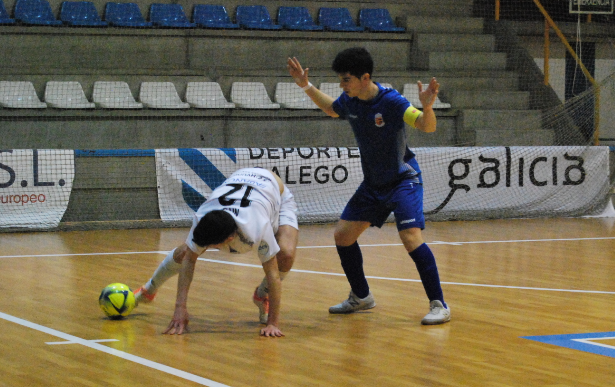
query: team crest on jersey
[
  {"left": 258, "top": 241, "right": 269, "bottom": 257},
  {"left": 374, "top": 113, "right": 385, "bottom": 127}
]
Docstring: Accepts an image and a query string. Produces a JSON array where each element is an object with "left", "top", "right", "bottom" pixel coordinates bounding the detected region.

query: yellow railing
[{"left": 495, "top": 0, "right": 601, "bottom": 145}]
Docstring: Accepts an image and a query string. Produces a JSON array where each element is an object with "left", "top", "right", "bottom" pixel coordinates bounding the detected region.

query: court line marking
[
  {"left": 196, "top": 258, "right": 615, "bottom": 295},
  {"left": 572, "top": 337, "right": 615, "bottom": 350},
  {"left": 46, "top": 338, "right": 119, "bottom": 345},
  {"left": 1, "top": 235, "right": 615, "bottom": 259},
  {"left": 0, "top": 311, "right": 230, "bottom": 387}
]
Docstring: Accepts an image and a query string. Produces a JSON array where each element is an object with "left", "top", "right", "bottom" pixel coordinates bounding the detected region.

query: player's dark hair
[
  {"left": 192, "top": 210, "right": 237, "bottom": 247},
  {"left": 332, "top": 47, "right": 374, "bottom": 79}
]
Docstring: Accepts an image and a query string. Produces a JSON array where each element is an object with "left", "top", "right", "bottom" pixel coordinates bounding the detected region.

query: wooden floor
[{"left": 1, "top": 217, "right": 614, "bottom": 387}]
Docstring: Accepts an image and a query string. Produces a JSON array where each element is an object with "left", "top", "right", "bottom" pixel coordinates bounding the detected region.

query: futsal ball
[{"left": 99, "top": 283, "right": 136, "bottom": 319}]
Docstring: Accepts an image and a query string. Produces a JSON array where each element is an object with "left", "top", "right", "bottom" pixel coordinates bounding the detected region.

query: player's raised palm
[{"left": 418, "top": 77, "right": 440, "bottom": 109}]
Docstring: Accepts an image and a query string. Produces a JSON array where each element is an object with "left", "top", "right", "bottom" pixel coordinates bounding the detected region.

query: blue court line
[{"left": 522, "top": 332, "right": 615, "bottom": 358}]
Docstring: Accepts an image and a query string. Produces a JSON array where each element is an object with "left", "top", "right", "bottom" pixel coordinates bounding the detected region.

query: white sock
[
  {"left": 256, "top": 271, "right": 288, "bottom": 298},
  {"left": 145, "top": 249, "right": 182, "bottom": 293}
]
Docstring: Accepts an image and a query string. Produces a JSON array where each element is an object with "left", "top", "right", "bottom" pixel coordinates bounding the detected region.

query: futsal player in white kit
[{"left": 134, "top": 168, "right": 299, "bottom": 337}]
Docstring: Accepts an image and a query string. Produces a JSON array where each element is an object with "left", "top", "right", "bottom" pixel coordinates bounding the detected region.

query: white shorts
[{"left": 279, "top": 186, "right": 299, "bottom": 231}]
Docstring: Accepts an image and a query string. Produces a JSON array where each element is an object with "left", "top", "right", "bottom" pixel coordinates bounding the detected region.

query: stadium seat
[
  {"left": 318, "top": 8, "right": 364, "bottom": 32},
  {"left": 104, "top": 2, "right": 152, "bottom": 28},
  {"left": 277, "top": 6, "right": 322, "bottom": 31},
  {"left": 14, "top": 0, "right": 63, "bottom": 26},
  {"left": 44, "top": 81, "right": 96, "bottom": 109},
  {"left": 60, "top": 1, "right": 107, "bottom": 26},
  {"left": 92, "top": 81, "right": 143, "bottom": 109},
  {"left": 0, "top": 81, "right": 47, "bottom": 108},
  {"left": 0, "top": 0, "right": 16, "bottom": 24},
  {"left": 231, "top": 82, "right": 280, "bottom": 109},
  {"left": 359, "top": 8, "right": 405, "bottom": 32},
  {"left": 139, "top": 82, "right": 190, "bottom": 109},
  {"left": 185, "top": 82, "right": 235, "bottom": 109},
  {"left": 402, "top": 83, "right": 451, "bottom": 109},
  {"left": 149, "top": 3, "right": 195, "bottom": 28},
  {"left": 274, "top": 82, "right": 318, "bottom": 109},
  {"left": 192, "top": 4, "right": 239, "bottom": 29},
  {"left": 319, "top": 83, "right": 342, "bottom": 98},
  {"left": 235, "top": 5, "right": 281, "bottom": 30}
]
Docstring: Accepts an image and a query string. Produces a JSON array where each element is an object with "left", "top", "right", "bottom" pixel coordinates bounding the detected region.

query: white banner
[
  {"left": 155, "top": 147, "right": 611, "bottom": 222},
  {"left": 0, "top": 150, "right": 75, "bottom": 229},
  {"left": 419, "top": 146, "right": 610, "bottom": 218},
  {"left": 156, "top": 147, "right": 363, "bottom": 221}
]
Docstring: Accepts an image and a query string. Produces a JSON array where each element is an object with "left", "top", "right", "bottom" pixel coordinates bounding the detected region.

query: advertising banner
[
  {"left": 0, "top": 150, "right": 75, "bottom": 229},
  {"left": 156, "top": 147, "right": 611, "bottom": 222}
]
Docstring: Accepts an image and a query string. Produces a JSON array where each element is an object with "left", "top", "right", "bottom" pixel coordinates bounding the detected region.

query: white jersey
[{"left": 186, "top": 168, "right": 282, "bottom": 262}]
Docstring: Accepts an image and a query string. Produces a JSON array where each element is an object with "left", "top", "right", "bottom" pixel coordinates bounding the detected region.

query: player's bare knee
[
  {"left": 172, "top": 245, "right": 188, "bottom": 264},
  {"left": 276, "top": 248, "right": 295, "bottom": 272}
]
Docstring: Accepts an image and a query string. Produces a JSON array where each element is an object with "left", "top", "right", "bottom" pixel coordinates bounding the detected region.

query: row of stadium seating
[
  {"left": 0, "top": 80, "right": 451, "bottom": 109},
  {"left": 0, "top": 0, "right": 405, "bottom": 32}
]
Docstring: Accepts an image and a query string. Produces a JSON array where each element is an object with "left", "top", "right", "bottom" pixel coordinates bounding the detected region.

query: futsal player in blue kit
[{"left": 287, "top": 47, "right": 450, "bottom": 324}]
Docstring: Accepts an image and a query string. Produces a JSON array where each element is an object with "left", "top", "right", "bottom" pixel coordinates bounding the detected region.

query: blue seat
[
  {"left": 235, "top": 5, "right": 281, "bottom": 30},
  {"left": 318, "top": 7, "right": 364, "bottom": 32},
  {"left": 104, "top": 2, "right": 152, "bottom": 28},
  {"left": 359, "top": 8, "right": 405, "bottom": 32},
  {"left": 149, "top": 3, "right": 195, "bottom": 28},
  {"left": 14, "top": 0, "right": 63, "bottom": 25},
  {"left": 60, "top": 1, "right": 107, "bottom": 26},
  {"left": 192, "top": 4, "right": 238, "bottom": 29},
  {"left": 277, "top": 6, "right": 322, "bottom": 31},
  {"left": 0, "top": 0, "right": 16, "bottom": 24}
]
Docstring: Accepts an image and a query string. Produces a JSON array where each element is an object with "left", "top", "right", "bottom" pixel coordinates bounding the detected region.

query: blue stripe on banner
[
  {"left": 181, "top": 180, "right": 206, "bottom": 212},
  {"left": 177, "top": 148, "right": 227, "bottom": 190},
  {"left": 75, "top": 149, "right": 155, "bottom": 157},
  {"left": 220, "top": 148, "right": 236, "bottom": 163},
  {"left": 522, "top": 331, "right": 615, "bottom": 358}
]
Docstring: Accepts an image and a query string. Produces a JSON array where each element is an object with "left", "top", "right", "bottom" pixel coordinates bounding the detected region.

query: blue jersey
[{"left": 332, "top": 82, "right": 420, "bottom": 187}]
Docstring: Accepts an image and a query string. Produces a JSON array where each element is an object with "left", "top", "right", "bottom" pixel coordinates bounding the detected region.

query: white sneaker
[
  {"left": 421, "top": 300, "right": 451, "bottom": 325},
  {"left": 329, "top": 291, "right": 376, "bottom": 314}
]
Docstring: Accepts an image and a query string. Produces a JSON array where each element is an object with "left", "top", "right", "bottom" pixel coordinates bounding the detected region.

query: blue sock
[
  {"left": 336, "top": 242, "right": 370, "bottom": 299},
  {"left": 409, "top": 243, "right": 446, "bottom": 308}
]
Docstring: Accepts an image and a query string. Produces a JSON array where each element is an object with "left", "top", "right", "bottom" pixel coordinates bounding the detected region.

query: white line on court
[
  {"left": 0, "top": 311, "right": 230, "bottom": 387},
  {"left": 572, "top": 338, "right": 615, "bottom": 349},
  {"left": 2, "top": 236, "right": 615, "bottom": 259},
  {"left": 197, "top": 258, "right": 615, "bottom": 295},
  {"left": 1, "top": 236, "right": 614, "bottom": 295}
]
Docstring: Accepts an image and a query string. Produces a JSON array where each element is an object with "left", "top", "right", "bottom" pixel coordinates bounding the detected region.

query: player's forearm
[
  {"left": 304, "top": 87, "right": 338, "bottom": 117},
  {"left": 417, "top": 108, "right": 437, "bottom": 133},
  {"left": 175, "top": 253, "right": 197, "bottom": 307},
  {"left": 266, "top": 277, "right": 282, "bottom": 326}
]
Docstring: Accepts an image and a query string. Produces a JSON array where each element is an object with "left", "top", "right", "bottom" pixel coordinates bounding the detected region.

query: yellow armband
[{"left": 403, "top": 106, "right": 422, "bottom": 128}]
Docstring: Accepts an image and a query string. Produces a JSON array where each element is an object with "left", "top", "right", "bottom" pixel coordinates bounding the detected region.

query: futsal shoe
[
  {"left": 329, "top": 291, "right": 376, "bottom": 314},
  {"left": 134, "top": 286, "right": 156, "bottom": 306},
  {"left": 421, "top": 300, "right": 451, "bottom": 325},
  {"left": 252, "top": 287, "right": 269, "bottom": 324}
]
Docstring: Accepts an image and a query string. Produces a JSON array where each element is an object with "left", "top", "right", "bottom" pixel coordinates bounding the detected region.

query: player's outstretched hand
[
  {"left": 417, "top": 77, "right": 440, "bottom": 109},
  {"left": 287, "top": 57, "right": 310, "bottom": 89},
  {"left": 164, "top": 306, "right": 190, "bottom": 335},
  {"left": 260, "top": 324, "right": 285, "bottom": 338}
]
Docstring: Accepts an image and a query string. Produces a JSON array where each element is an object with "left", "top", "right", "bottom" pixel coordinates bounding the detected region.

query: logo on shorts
[
  {"left": 400, "top": 219, "right": 416, "bottom": 224},
  {"left": 375, "top": 113, "right": 385, "bottom": 127}
]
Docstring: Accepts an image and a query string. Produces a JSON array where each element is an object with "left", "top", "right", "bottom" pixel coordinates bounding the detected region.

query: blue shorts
[{"left": 341, "top": 178, "right": 425, "bottom": 231}]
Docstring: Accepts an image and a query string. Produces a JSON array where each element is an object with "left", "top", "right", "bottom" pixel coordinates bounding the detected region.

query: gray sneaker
[
  {"left": 421, "top": 300, "right": 451, "bottom": 325},
  {"left": 329, "top": 291, "right": 376, "bottom": 314}
]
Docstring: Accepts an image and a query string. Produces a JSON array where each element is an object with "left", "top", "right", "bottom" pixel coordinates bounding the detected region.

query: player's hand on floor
[
  {"left": 164, "top": 307, "right": 190, "bottom": 335},
  {"left": 260, "top": 324, "right": 285, "bottom": 337}
]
